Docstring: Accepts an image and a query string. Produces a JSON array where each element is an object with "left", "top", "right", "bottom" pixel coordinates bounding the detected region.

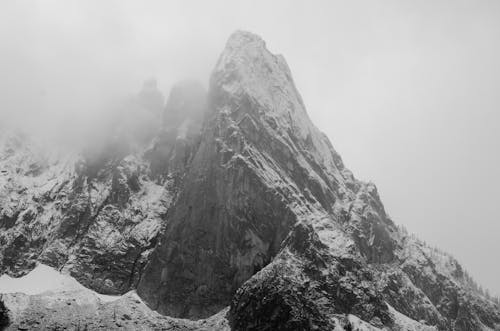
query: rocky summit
[{"left": 0, "top": 31, "right": 499, "bottom": 330}]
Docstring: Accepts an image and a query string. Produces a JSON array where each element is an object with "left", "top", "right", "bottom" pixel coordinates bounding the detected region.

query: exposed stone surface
[
  {"left": 1, "top": 30, "right": 499, "bottom": 330},
  {"left": 0, "top": 298, "right": 8, "bottom": 329}
]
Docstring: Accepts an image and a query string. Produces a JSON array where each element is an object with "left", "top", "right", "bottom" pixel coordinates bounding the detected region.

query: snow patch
[
  {"left": 0, "top": 264, "right": 120, "bottom": 302},
  {"left": 387, "top": 303, "right": 438, "bottom": 331},
  {"left": 347, "top": 315, "right": 381, "bottom": 330}
]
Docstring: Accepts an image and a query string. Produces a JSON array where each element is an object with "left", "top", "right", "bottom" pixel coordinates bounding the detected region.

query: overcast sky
[{"left": 1, "top": 0, "right": 499, "bottom": 295}]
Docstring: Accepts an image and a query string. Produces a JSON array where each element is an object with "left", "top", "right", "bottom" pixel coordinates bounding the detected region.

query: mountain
[{"left": 0, "top": 31, "right": 499, "bottom": 330}]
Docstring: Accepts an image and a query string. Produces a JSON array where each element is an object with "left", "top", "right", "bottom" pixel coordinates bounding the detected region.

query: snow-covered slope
[{"left": 0, "top": 264, "right": 228, "bottom": 330}]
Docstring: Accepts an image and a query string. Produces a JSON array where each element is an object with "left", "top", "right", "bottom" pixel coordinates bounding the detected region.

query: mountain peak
[
  {"left": 210, "top": 31, "right": 346, "bottom": 180},
  {"left": 2, "top": 30, "right": 499, "bottom": 331},
  {"left": 213, "top": 30, "right": 288, "bottom": 86},
  {"left": 212, "top": 31, "right": 307, "bottom": 134},
  {"left": 225, "top": 30, "right": 266, "bottom": 49}
]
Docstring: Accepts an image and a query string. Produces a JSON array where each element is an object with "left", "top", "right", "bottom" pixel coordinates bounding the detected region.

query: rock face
[
  {"left": 1, "top": 30, "right": 500, "bottom": 330},
  {"left": 0, "top": 299, "right": 8, "bottom": 329}
]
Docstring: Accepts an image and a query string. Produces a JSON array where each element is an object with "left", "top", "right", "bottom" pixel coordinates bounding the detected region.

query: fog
[
  {"left": 0, "top": 1, "right": 219, "bottom": 143},
  {"left": 1, "top": 0, "right": 500, "bottom": 295}
]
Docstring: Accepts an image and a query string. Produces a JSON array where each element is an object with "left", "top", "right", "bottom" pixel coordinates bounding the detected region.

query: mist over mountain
[
  {"left": 0, "top": 29, "right": 499, "bottom": 330},
  {"left": 2, "top": 5, "right": 500, "bottom": 294}
]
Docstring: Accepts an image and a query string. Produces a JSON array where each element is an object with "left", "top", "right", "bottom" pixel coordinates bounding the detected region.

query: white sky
[{"left": 1, "top": 0, "right": 499, "bottom": 295}]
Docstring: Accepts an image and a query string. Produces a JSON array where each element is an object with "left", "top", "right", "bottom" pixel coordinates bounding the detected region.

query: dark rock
[{"left": 0, "top": 298, "right": 9, "bottom": 330}]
